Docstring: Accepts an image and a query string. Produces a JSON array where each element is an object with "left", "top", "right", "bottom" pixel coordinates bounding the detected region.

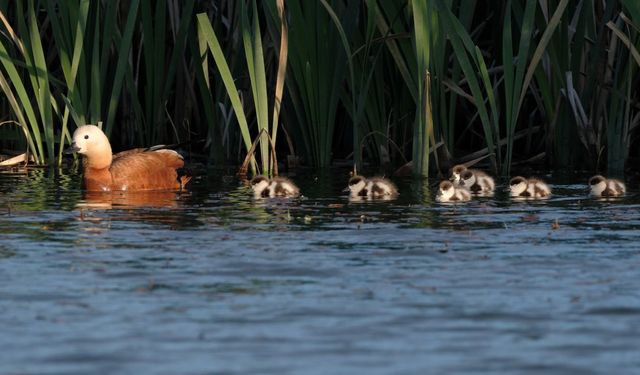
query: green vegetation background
[{"left": 0, "top": 0, "right": 639, "bottom": 177}]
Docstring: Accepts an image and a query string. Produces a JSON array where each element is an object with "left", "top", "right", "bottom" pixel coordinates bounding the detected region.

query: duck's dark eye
[{"left": 84, "top": 135, "right": 89, "bottom": 139}]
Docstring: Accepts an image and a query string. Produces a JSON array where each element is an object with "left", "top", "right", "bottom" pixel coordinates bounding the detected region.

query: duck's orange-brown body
[
  {"left": 66, "top": 125, "right": 191, "bottom": 192},
  {"left": 83, "top": 150, "right": 189, "bottom": 192}
]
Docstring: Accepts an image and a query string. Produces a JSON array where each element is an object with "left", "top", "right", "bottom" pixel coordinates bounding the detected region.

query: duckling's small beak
[
  {"left": 342, "top": 187, "right": 350, "bottom": 193},
  {"left": 63, "top": 142, "right": 81, "bottom": 155}
]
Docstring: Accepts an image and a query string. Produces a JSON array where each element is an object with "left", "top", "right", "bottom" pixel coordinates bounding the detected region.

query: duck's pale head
[{"left": 65, "top": 125, "right": 113, "bottom": 169}]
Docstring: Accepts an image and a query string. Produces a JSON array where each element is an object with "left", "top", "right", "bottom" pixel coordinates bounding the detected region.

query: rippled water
[{"left": 1, "top": 167, "right": 639, "bottom": 374}]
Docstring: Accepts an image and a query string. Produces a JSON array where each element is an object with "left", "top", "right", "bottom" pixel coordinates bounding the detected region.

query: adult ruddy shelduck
[{"left": 64, "top": 125, "right": 191, "bottom": 192}]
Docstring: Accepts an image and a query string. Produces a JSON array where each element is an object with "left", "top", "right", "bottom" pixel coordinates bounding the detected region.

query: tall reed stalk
[
  {"left": 284, "top": 0, "right": 356, "bottom": 168},
  {"left": 361, "top": 1, "right": 428, "bottom": 175},
  {"left": 437, "top": 0, "right": 568, "bottom": 175},
  {"left": 197, "top": 0, "right": 287, "bottom": 175},
  {"left": 0, "top": 0, "right": 54, "bottom": 164},
  {"left": 604, "top": 0, "right": 640, "bottom": 174},
  {"left": 0, "top": 1, "right": 638, "bottom": 175},
  {"left": 0, "top": 1, "right": 141, "bottom": 165}
]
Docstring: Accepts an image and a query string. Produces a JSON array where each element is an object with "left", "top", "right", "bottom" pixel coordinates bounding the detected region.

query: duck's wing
[
  {"left": 109, "top": 149, "right": 185, "bottom": 190},
  {"left": 113, "top": 148, "right": 148, "bottom": 160}
]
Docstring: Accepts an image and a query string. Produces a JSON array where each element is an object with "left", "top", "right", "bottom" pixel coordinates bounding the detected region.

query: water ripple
[{"left": 1, "top": 169, "right": 640, "bottom": 374}]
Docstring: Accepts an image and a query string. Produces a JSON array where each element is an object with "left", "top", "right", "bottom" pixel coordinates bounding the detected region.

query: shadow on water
[{"left": 1, "top": 167, "right": 640, "bottom": 374}]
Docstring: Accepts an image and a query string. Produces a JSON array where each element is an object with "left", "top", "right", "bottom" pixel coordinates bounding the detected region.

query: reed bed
[{"left": 0, "top": 1, "right": 638, "bottom": 177}]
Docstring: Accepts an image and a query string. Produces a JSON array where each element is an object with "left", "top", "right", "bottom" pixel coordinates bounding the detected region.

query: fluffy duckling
[
  {"left": 458, "top": 169, "right": 495, "bottom": 194},
  {"left": 64, "top": 125, "right": 191, "bottom": 192},
  {"left": 588, "top": 175, "right": 625, "bottom": 197},
  {"left": 435, "top": 181, "right": 471, "bottom": 203},
  {"left": 344, "top": 175, "right": 398, "bottom": 200},
  {"left": 250, "top": 175, "right": 300, "bottom": 198},
  {"left": 451, "top": 164, "right": 495, "bottom": 194},
  {"left": 509, "top": 176, "right": 551, "bottom": 199}
]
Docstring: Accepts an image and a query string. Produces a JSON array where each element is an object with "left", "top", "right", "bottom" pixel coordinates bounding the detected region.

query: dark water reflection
[{"left": 1, "top": 168, "right": 640, "bottom": 374}]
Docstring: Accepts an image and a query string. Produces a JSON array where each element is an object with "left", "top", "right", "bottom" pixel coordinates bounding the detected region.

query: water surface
[{"left": 1, "top": 168, "right": 639, "bottom": 374}]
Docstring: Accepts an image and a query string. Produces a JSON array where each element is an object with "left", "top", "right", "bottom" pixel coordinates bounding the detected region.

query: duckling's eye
[{"left": 84, "top": 135, "right": 89, "bottom": 140}]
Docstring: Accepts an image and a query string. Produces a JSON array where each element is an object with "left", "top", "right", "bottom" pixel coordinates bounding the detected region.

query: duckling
[
  {"left": 250, "top": 175, "right": 300, "bottom": 198},
  {"left": 509, "top": 176, "right": 551, "bottom": 199},
  {"left": 435, "top": 180, "right": 471, "bottom": 203},
  {"left": 526, "top": 178, "right": 551, "bottom": 198},
  {"left": 64, "top": 124, "right": 191, "bottom": 191},
  {"left": 250, "top": 175, "right": 271, "bottom": 198},
  {"left": 458, "top": 169, "right": 495, "bottom": 194},
  {"left": 588, "top": 175, "right": 625, "bottom": 197},
  {"left": 451, "top": 164, "right": 495, "bottom": 194},
  {"left": 344, "top": 175, "right": 398, "bottom": 200}
]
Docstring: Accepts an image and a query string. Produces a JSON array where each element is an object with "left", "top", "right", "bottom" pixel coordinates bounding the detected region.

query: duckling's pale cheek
[
  {"left": 439, "top": 189, "right": 450, "bottom": 200},
  {"left": 252, "top": 181, "right": 269, "bottom": 192}
]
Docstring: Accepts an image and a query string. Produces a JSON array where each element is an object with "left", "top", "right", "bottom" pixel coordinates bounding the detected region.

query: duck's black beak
[
  {"left": 63, "top": 142, "right": 80, "bottom": 155},
  {"left": 342, "top": 187, "right": 350, "bottom": 193}
]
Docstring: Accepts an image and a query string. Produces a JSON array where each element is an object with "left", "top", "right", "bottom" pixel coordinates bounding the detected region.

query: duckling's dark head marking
[
  {"left": 250, "top": 175, "right": 269, "bottom": 186},
  {"left": 589, "top": 175, "right": 605, "bottom": 186},
  {"left": 509, "top": 176, "right": 526, "bottom": 186},
  {"left": 452, "top": 165, "right": 466, "bottom": 175},
  {"left": 439, "top": 180, "right": 454, "bottom": 191},
  {"left": 348, "top": 176, "right": 365, "bottom": 186}
]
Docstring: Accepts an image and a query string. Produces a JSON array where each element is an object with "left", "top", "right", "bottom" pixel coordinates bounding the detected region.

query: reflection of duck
[
  {"left": 250, "top": 176, "right": 300, "bottom": 198},
  {"left": 589, "top": 175, "right": 625, "bottom": 197},
  {"left": 435, "top": 181, "right": 471, "bottom": 203},
  {"left": 80, "top": 191, "right": 183, "bottom": 209},
  {"left": 509, "top": 176, "right": 551, "bottom": 199},
  {"left": 451, "top": 164, "right": 495, "bottom": 194},
  {"left": 64, "top": 125, "right": 191, "bottom": 192},
  {"left": 344, "top": 175, "right": 398, "bottom": 200}
]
